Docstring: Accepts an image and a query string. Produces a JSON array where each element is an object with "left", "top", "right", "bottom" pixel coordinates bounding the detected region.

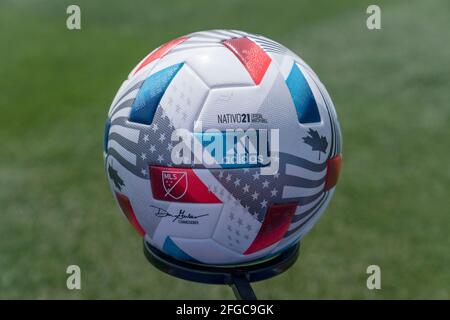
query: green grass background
[{"left": 0, "top": 0, "right": 449, "bottom": 299}]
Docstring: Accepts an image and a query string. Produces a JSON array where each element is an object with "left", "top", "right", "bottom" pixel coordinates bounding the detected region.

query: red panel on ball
[
  {"left": 324, "top": 155, "right": 342, "bottom": 191},
  {"left": 222, "top": 37, "right": 271, "bottom": 85},
  {"left": 244, "top": 202, "right": 297, "bottom": 255},
  {"left": 132, "top": 36, "right": 187, "bottom": 75},
  {"left": 115, "top": 192, "right": 145, "bottom": 236}
]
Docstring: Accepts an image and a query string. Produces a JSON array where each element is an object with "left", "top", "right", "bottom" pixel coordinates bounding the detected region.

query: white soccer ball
[{"left": 104, "top": 29, "right": 342, "bottom": 265}]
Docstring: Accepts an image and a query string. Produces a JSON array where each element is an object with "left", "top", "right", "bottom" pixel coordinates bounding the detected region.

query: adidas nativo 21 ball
[{"left": 104, "top": 30, "right": 342, "bottom": 265}]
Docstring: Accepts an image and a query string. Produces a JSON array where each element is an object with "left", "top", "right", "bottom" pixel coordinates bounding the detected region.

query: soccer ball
[{"left": 104, "top": 30, "right": 342, "bottom": 265}]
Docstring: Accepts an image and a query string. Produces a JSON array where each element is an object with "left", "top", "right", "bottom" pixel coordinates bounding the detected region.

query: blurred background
[{"left": 1, "top": 0, "right": 449, "bottom": 299}]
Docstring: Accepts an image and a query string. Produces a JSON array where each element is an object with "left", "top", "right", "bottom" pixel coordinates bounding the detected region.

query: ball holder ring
[{"left": 143, "top": 239, "right": 300, "bottom": 300}]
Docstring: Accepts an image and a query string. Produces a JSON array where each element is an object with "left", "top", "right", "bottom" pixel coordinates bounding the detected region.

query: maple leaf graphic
[
  {"left": 302, "top": 128, "right": 328, "bottom": 160},
  {"left": 108, "top": 164, "right": 125, "bottom": 191}
]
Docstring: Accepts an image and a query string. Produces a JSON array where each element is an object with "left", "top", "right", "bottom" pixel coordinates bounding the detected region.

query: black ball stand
[{"left": 143, "top": 240, "right": 300, "bottom": 300}]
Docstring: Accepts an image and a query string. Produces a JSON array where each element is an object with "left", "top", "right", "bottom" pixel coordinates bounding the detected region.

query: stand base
[{"left": 143, "top": 240, "right": 300, "bottom": 300}]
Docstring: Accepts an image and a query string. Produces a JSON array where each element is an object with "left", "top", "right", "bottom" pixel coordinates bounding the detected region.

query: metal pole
[{"left": 230, "top": 273, "right": 257, "bottom": 300}]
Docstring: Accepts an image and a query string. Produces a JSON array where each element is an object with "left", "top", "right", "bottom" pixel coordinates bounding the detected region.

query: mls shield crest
[
  {"left": 149, "top": 167, "right": 222, "bottom": 203},
  {"left": 162, "top": 171, "right": 188, "bottom": 200}
]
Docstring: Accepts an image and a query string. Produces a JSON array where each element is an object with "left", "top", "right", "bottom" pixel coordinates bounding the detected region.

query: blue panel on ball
[
  {"left": 162, "top": 236, "right": 197, "bottom": 262},
  {"left": 285, "top": 63, "right": 321, "bottom": 124},
  {"left": 129, "top": 63, "right": 183, "bottom": 125}
]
